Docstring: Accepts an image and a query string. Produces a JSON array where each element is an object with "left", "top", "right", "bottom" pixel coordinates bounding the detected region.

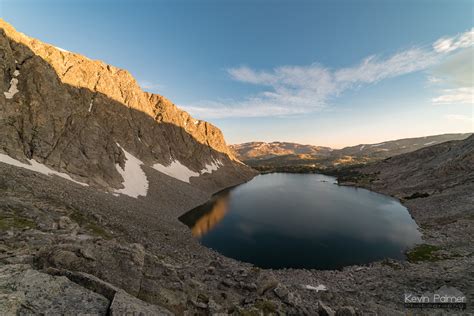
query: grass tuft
[{"left": 406, "top": 244, "right": 442, "bottom": 262}]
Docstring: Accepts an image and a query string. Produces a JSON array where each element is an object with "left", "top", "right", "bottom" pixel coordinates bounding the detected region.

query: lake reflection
[{"left": 179, "top": 173, "right": 422, "bottom": 269}]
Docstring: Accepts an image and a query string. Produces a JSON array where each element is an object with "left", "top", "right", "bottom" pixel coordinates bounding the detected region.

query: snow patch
[
  {"left": 114, "top": 145, "right": 148, "bottom": 198},
  {"left": 55, "top": 46, "right": 69, "bottom": 53},
  {"left": 423, "top": 141, "right": 437, "bottom": 146},
  {"left": 371, "top": 142, "right": 385, "bottom": 147},
  {"left": 201, "top": 159, "right": 224, "bottom": 174},
  {"left": 88, "top": 100, "right": 94, "bottom": 112},
  {"left": 359, "top": 145, "right": 365, "bottom": 151},
  {"left": 13, "top": 70, "right": 20, "bottom": 77},
  {"left": 194, "top": 120, "right": 199, "bottom": 125},
  {"left": 152, "top": 160, "right": 199, "bottom": 183},
  {"left": 4, "top": 78, "right": 19, "bottom": 99},
  {"left": 0, "top": 153, "right": 88, "bottom": 186},
  {"left": 302, "top": 284, "right": 327, "bottom": 292}
]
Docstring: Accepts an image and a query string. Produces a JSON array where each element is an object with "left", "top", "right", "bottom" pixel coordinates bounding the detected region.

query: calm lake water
[{"left": 180, "top": 173, "right": 422, "bottom": 269}]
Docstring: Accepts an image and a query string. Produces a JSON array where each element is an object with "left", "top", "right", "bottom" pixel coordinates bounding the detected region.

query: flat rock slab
[
  {"left": 0, "top": 264, "right": 109, "bottom": 315},
  {"left": 110, "top": 290, "right": 173, "bottom": 316}
]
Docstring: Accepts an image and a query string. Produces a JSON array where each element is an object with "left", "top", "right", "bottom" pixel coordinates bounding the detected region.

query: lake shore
[{"left": 1, "top": 154, "right": 472, "bottom": 314}]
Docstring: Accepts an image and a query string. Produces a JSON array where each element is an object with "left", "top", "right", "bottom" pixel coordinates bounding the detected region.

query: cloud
[
  {"left": 433, "top": 28, "right": 474, "bottom": 53},
  {"left": 431, "top": 47, "right": 473, "bottom": 87},
  {"left": 433, "top": 87, "right": 474, "bottom": 105},
  {"left": 430, "top": 46, "right": 473, "bottom": 105},
  {"left": 427, "top": 76, "right": 443, "bottom": 84},
  {"left": 445, "top": 114, "right": 474, "bottom": 123},
  {"left": 184, "top": 28, "right": 474, "bottom": 119},
  {"left": 334, "top": 49, "right": 439, "bottom": 84}
]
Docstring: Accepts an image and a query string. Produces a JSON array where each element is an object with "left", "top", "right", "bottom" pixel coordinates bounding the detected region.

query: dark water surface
[{"left": 180, "top": 173, "right": 422, "bottom": 269}]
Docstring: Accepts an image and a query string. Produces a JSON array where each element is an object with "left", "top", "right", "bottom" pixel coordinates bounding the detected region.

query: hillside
[
  {"left": 0, "top": 19, "right": 254, "bottom": 195},
  {"left": 335, "top": 133, "right": 472, "bottom": 161},
  {"left": 356, "top": 134, "right": 474, "bottom": 196},
  {"left": 232, "top": 133, "right": 472, "bottom": 171},
  {"left": 230, "top": 142, "right": 332, "bottom": 160}
]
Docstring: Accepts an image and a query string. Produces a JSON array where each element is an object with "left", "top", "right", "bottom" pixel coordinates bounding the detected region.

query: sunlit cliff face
[{"left": 191, "top": 194, "right": 230, "bottom": 237}]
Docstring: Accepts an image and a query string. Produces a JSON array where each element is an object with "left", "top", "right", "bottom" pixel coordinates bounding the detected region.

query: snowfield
[
  {"left": 0, "top": 153, "right": 88, "bottom": 186},
  {"left": 153, "top": 160, "right": 199, "bottom": 183},
  {"left": 115, "top": 144, "right": 149, "bottom": 198},
  {"left": 201, "top": 159, "right": 223, "bottom": 174}
]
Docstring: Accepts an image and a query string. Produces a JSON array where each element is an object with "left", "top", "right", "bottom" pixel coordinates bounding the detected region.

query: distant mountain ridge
[
  {"left": 230, "top": 141, "right": 332, "bottom": 160},
  {"left": 334, "top": 133, "right": 472, "bottom": 160},
  {"left": 231, "top": 133, "right": 472, "bottom": 170}
]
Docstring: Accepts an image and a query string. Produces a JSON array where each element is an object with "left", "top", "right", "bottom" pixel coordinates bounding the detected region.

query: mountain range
[
  {"left": 231, "top": 133, "right": 472, "bottom": 171},
  {"left": 0, "top": 19, "right": 473, "bottom": 315}
]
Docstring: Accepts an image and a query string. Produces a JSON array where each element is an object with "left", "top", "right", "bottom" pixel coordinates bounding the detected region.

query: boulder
[
  {"left": 257, "top": 274, "right": 279, "bottom": 295},
  {"left": 110, "top": 290, "right": 173, "bottom": 316},
  {"left": 318, "top": 300, "right": 336, "bottom": 316},
  {"left": 0, "top": 264, "right": 109, "bottom": 315}
]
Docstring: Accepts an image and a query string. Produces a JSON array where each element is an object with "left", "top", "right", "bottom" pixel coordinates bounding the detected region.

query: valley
[
  {"left": 0, "top": 18, "right": 473, "bottom": 315},
  {"left": 231, "top": 133, "right": 472, "bottom": 173}
]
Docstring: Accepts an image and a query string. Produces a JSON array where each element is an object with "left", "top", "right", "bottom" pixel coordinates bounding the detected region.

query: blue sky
[{"left": 2, "top": 0, "right": 473, "bottom": 147}]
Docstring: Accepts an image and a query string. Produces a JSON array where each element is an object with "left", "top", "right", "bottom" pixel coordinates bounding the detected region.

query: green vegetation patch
[
  {"left": 323, "top": 166, "right": 378, "bottom": 185},
  {"left": 0, "top": 214, "right": 36, "bottom": 230},
  {"left": 406, "top": 244, "right": 442, "bottom": 262},
  {"left": 70, "top": 210, "right": 112, "bottom": 239}
]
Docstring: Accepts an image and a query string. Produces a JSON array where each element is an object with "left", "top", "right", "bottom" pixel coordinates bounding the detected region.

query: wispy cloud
[
  {"left": 184, "top": 28, "right": 474, "bottom": 119},
  {"left": 433, "top": 87, "right": 474, "bottom": 105},
  {"left": 433, "top": 29, "right": 474, "bottom": 53}
]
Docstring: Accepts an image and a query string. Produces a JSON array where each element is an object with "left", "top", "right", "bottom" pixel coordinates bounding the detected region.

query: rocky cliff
[{"left": 0, "top": 19, "right": 254, "bottom": 195}]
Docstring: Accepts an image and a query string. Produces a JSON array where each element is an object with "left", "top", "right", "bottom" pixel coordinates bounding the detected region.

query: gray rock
[
  {"left": 37, "top": 240, "right": 146, "bottom": 296},
  {"left": 0, "top": 264, "right": 109, "bottom": 315},
  {"left": 110, "top": 290, "right": 173, "bottom": 316},
  {"left": 336, "top": 306, "right": 356, "bottom": 316},
  {"left": 58, "top": 216, "right": 79, "bottom": 231},
  {"left": 207, "top": 298, "right": 223, "bottom": 313},
  {"left": 273, "top": 284, "right": 289, "bottom": 299},
  {"left": 257, "top": 274, "right": 279, "bottom": 295},
  {"left": 318, "top": 301, "right": 336, "bottom": 316}
]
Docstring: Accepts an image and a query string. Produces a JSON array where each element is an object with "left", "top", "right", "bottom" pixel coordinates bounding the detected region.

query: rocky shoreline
[
  {"left": 0, "top": 18, "right": 472, "bottom": 315},
  {"left": 1, "top": 143, "right": 473, "bottom": 315}
]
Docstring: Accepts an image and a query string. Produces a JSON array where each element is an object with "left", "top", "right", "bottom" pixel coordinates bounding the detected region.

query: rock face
[{"left": 0, "top": 19, "right": 254, "bottom": 193}]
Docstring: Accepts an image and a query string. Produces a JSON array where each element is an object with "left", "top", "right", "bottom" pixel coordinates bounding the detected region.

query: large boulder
[{"left": 0, "top": 264, "right": 109, "bottom": 315}]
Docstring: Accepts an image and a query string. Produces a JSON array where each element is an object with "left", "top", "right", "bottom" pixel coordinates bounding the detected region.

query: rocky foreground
[
  {"left": 1, "top": 139, "right": 473, "bottom": 315},
  {"left": 1, "top": 19, "right": 473, "bottom": 315}
]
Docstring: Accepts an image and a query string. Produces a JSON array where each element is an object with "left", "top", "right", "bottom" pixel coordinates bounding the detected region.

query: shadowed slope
[{"left": 0, "top": 19, "right": 255, "bottom": 193}]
